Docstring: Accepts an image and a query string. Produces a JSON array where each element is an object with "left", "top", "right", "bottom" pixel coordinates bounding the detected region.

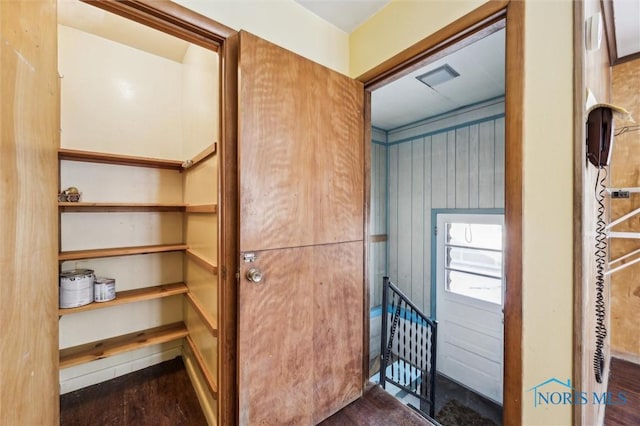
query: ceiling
[
  {"left": 58, "top": 0, "right": 190, "bottom": 62},
  {"left": 372, "top": 29, "right": 505, "bottom": 130},
  {"left": 296, "top": 0, "right": 639, "bottom": 130}
]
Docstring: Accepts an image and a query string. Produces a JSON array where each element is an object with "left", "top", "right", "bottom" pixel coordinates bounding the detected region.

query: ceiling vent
[{"left": 416, "top": 64, "right": 460, "bottom": 88}]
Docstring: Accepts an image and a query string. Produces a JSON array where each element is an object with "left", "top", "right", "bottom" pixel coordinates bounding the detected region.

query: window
[{"left": 441, "top": 214, "right": 504, "bottom": 304}]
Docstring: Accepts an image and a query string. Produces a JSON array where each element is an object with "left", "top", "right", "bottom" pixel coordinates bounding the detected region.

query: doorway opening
[{"left": 366, "top": 18, "right": 507, "bottom": 426}]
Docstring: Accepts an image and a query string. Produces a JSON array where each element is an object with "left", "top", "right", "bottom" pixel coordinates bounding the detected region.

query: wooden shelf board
[
  {"left": 59, "top": 244, "right": 188, "bottom": 261},
  {"left": 58, "top": 282, "right": 188, "bottom": 316},
  {"left": 185, "top": 204, "right": 217, "bottom": 214},
  {"left": 59, "top": 202, "right": 187, "bottom": 212},
  {"left": 59, "top": 322, "right": 189, "bottom": 369},
  {"left": 185, "top": 143, "right": 217, "bottom": 169},
  {"left": 185, "top": 249, "right": 218, "bottom": 274},
  {"left": 185, "top": 292, "right": 218, "bottom": 338},
  {"left": 59, "top": 148, "right": 184, "bottom": 170},
  {"left": 185, "top": 334, "right": 218, "bottom": 399}
]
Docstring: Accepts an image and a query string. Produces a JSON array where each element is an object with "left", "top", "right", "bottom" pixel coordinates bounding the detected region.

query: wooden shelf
[
  {"left": 59, "top": 322, "right": 189, "bottom": 369},
  {"left": 186, "top": 292, "right": 218, "bottom": 337},
  {"left": 59, "top": 244, "right": 188, "bottom": 261},
  {"left": 58, "top": 282, "right": 188, "bottom": 316},
  {"left": 185, "top": 249, "right": 218, "bottom": 274},
  {"left": 184, "top": 143, "right": 217, "bottom": 169},
  {"left": 59, "top": 202, "right": 187, "bottom": 212},
  {"left": 185, "top": 204, "right": 217, "bottom": 214},
  {"left": 185, "top": 335, "right": 218, "bottom": 399},
  {"left": 59, "top": 148, "right": 184, "bottom": 170},
  {"left": 59, "top": 202, "right": 217, "bottom": 213}
]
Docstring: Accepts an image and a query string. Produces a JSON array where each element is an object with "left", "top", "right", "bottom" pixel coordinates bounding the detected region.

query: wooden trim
[
  {"left": 59, "top": 202, "right": 186, "bottom": 212},
  {"left": 370, "top": 234, "right": 388, "bottom": 243},
  {"left": 185, "top": 248, "right": 218, "bottom": 274},
  {"left": 185, "top": 204, "right": 218, "bottom": 214},
  {"left": 185, "top": 292, "right": 219, "bottom": 337},
  {"left": 601, "top": 0, "right": 618, "bottom": 66},
  {"left": 58, "top": 148, "right": 183, "bottom": 170},
  {"left": 82, "top": 0, "right": 234, "bottom": 50},
  {"left": 58, "top": 282, "right": 188, "bottom": 316},
  {"left": 59, "top": 322, "right": 188, "bottom": 369},
  {"left": 186, "top": 143, "right": 217, "bottom": 169},
  {"left": 357, "top": 0, "right": 508, "bottom": 89},
  {"left": 600, "top": 0, "right": 640, "bottom": 66},
  {"left": 362, "top": 90, "right": 372, "bottom": 387},
  {"left": 219, "top": 32, "right": 239, "bottom": 426},
  {"left": 504, "top": 1, "right": 524, "bottom": 424},
  {"left": 358, "top": 1, "right": 523, "bottom": 424},
  {"left": 573, "top": 4, "right": 586, "bottom": 425},
  {"left": 185, "top": 335, "right": 219, "bottom": 398},
  {"left": 59, "top": 243, "right": 188, "bottom": 261}
]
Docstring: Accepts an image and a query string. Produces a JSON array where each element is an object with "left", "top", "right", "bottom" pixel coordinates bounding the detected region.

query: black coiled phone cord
[{"left": 594, "top": 166, "right": 608, "bottom": 383}]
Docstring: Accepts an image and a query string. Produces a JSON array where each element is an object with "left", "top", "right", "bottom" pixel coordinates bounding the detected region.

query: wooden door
[{"left": 237, "top": 31, "right": 364, "bottom": 425}]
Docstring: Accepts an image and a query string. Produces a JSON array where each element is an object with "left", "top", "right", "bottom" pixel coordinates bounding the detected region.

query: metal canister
[
  {"left": 59, "top": 269, "right": 95, "bottom": 308},
  {"left": 94, "top": 277, "right": 116, "bottom": 302}
]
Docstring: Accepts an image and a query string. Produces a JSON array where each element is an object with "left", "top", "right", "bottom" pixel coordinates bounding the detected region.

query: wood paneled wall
[
  {"left": 371, "top": 100, "right": 505, "bottom": 313},
  {"left": 0, "top": 0, "right": 60, "bottom": 423},
  {"left": 610, "top": 58, "right": 640, "bottom": 359},
  {"left": 369, "top": 140, "right": 387, "bottom": 309}
]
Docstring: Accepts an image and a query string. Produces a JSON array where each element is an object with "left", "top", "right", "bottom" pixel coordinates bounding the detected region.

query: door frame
[
  {"left": 357, "top": 1, "right": 524, "bottom": 424},
  {"left": 79, "top": 1, "right": 239, "bottom": 424}
]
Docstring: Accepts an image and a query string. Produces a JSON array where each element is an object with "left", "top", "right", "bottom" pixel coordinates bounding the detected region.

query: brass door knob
[{"left": 246, "top": 267, "right": 263, "bottom": 283}]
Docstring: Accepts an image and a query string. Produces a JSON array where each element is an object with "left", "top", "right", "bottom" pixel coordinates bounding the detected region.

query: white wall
[
  {"left": 59, "top": 25, "right": 184, "bottom": 159},
  {"left": 174, "top": 0, "right": 350, "bottom": 75}
]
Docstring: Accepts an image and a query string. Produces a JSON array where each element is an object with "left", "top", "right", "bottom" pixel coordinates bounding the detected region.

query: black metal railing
[{"left": 379, "top": 276, "right": 438, "bottom": 419}]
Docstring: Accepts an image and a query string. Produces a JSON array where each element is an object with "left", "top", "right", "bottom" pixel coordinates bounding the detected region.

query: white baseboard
[{"left": 59, "top": 343, "right": 182, "bottom": 394}]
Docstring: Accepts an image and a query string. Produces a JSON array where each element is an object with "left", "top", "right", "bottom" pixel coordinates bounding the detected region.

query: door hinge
[{"left": 434, "top": 226, "right": 438, "bottom": 236}]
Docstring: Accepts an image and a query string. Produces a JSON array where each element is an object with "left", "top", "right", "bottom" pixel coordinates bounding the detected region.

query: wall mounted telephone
[
  {"left": 586, "top": 105, "right": 615, "bottom": 383},
  {"left": 587, "top": 106, "right": 614, "bottom": 168}
]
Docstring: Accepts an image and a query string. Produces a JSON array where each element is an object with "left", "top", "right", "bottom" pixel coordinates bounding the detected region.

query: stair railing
[{"left": 379, "top": 276, "right": 438, "bottom": 419}]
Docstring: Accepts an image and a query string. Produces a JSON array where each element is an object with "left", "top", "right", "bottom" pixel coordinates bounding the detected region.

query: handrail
[{"left": 379, "top": 276, "right": 438, "bottom": 419}]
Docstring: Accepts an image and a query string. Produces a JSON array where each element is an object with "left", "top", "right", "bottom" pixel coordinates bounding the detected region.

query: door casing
[{"left": 357, "top": 2, "right": 524, "bottom": 424}]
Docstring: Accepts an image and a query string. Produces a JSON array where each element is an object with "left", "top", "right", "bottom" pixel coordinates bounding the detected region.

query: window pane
[
  {"left": 444, "top": 220, "right": 503, "bottom": 305},
  {"left": 446, "top": 246, "right": 502, "bottom": 278},
  {"left": 446, "top": 223, "right": 502, "bottom": 250},
  {"left": 446, "top": 269, "right": 502, "bottom": 304}
]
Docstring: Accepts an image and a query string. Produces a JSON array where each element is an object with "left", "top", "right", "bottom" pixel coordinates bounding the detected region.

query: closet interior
[{"left": 57, "top": 1, "right": 221, "bottom": 423}]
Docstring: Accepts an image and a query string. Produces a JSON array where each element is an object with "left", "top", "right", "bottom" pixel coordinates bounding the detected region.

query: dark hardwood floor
[
  {"left": 319, "top": 384, "right": 437, "bottom": 426},
  {"left": 605, "top": 357, "right": 640, "bottom": 426},
  {"left": 60, "top": 357, "right": 207, "bottom": 426}
]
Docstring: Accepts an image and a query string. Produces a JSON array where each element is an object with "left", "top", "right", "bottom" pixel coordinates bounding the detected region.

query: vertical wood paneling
[
  {"left": 469, "top": 124, "right": 480, "bottom": 208},
  {"left": 455, "top": 127, "right": 470, "bottom": 208},
  {"left": 431, "top": 133, "right": 448, "bottom": 209},
  {"left": 383, "top": 115, "right": 504, "bottom": 313},
  {"left": 370, "top": 142, "right": 387, "bottom": 308},
  {"left": 446, "top": 131, "right": 457, "bottom": 208},
  {"left": 478, "top": 120, "right": 496, "bottom": 208},
  {"left": 397, "top": 143, "right": 413, "bottom": 297},
  {"left": 388, "top": 145, "right": 399, "bottom": 285},
  {"left": 411, "top": 139, "right": 425, "bottom": 308},
  {"left": 423, "top": 136, "right": 433, "bottom": 314},
  {"left": 494, "top": 117, "right": 506, "bottom": 209}
]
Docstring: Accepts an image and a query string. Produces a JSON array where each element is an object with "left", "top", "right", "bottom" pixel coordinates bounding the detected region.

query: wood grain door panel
[
  {"left": 237, "top": 30, "right": 364, "bottom": 425},
  {"left": 238, "top": 31, "right": 364, "bottom": 253},
  {"left": 238, "top": 242, "right": 363, "bottom": 424}
]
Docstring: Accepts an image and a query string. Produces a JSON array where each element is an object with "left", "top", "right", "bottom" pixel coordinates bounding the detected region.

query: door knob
[{"left": 246, "top": 267, "right": 263, "bottom": 283}]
